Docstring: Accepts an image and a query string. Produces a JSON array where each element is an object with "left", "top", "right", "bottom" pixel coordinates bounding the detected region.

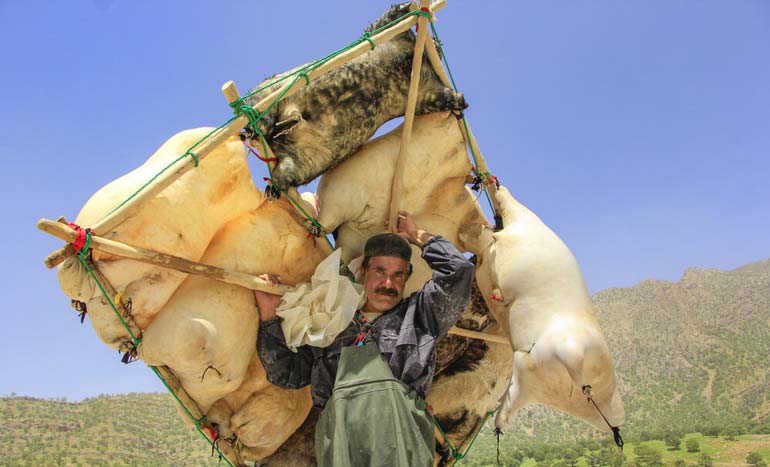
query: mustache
[{"left": 374, "top": 287, "right": 398, "bottom": 297}]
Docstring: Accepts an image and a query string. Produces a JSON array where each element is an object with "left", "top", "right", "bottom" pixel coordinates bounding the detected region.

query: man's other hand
[
  {"left": 254, "top": 274, "right": 283, "bottom": 321},
  {"left": 394, "top": 211, "right": 434, "bottom": 248}
]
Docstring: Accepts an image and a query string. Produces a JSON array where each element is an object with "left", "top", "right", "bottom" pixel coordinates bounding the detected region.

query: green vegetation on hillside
[
  {"left": 0, "top": 393, "right": 220, "bottom": 467},
  {"left": 453, "top": 433, "right": 770, "bottom": 467},
  {"left": 1, "top": 392, "right": 767, "bottom": 467},
  {"left": 2, "top": 259, "right": 768, "bottom": 466}
]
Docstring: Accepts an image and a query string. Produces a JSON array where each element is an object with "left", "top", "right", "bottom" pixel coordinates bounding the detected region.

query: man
[{"left": 255, "top": 211, "right": 474, "bottom": 467}]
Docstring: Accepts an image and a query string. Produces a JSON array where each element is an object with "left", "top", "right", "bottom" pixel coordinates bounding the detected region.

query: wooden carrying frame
[{"left": 38, "top": 2, "right": 508, "bottom": 464}]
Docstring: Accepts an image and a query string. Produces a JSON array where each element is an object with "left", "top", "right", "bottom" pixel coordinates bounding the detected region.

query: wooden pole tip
[{"left": 221, "top": 80, "right": 241, "bottom": 104}]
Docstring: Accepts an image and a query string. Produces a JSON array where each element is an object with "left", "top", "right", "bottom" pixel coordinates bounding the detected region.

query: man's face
[{"left": 362, "top": 256, "right": 410, "bottom": 314}]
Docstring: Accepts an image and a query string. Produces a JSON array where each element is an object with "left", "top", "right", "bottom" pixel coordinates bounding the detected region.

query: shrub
[
  {"left": 721, "top": 425, "right": 740, "bottom": 440},
  {"left": 685, "top": 438, "right": 700, "bottom": 453},
  {"left": 698, "top": 453, "right": 714, "bottom": 467},
  {"left": 634, "top": 445, "right": 664, "bottom": 467},
  {"left": 747, "top": 451, "right": 767, "bottom": 467},
  {"left": 664, "top": 432, "right": 682, "bottom": 449}
]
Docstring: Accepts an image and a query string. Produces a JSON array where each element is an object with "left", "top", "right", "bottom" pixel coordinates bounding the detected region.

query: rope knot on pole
[
  {"left": 414, "top": 7, "right": 432, "bottom": 32},
  {"left": 67, "top": 223, "right": 92, "bottom": 256},
  {"left": 229, "top": 99, "right": 264, "bottom": 133},
  {"left": 470, "top": 168, "right": 500, "bottom": 192},
  {"left": 360, "top": 31, "right": 376, "bottom": 50},
  {"left": 184, "top": 150, "right": 200, "bottom": 167}
]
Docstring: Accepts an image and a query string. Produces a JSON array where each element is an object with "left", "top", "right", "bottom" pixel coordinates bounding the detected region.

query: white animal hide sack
[
  {"left": 56, "top": 128, "right": 323, "bottom": 460},
  {"left": 317, "top": 111, "right": 488, "bottom": 295}
]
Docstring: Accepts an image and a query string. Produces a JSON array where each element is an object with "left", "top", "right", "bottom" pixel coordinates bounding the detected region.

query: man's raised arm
[{"left": 395, "top": 212, "right": 475, "bottom": 338}]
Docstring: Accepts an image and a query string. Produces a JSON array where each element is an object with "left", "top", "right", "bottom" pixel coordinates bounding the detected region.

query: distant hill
[
  {"left": 481, "top": 258, "right": 770, "bottom": 447},
  {"left": 0, "top": 393, "right": 220, "bottom": 467},
  {"left": 2, "top": 259, "right": 769, "bottom": 465},
  {"left": 596, "top": 258, "right": 770, "bottom": 436}
]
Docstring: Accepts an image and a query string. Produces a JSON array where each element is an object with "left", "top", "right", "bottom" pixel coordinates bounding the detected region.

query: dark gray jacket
[{"left": 257, "top": 236, "right": 474, "bottom": 408}]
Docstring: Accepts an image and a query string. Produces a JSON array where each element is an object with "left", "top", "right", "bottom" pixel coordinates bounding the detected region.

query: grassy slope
[
  {"left": 0, "top": 393, "right": 221, "bottom": 467},
  {"left": 2, "top": 260, "right": 769, "bottom": 466}
]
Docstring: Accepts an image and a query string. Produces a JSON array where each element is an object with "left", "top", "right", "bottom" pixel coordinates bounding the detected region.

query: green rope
[
  {"left": 77, "top": 251, "right": 140, "bottom": 346},
  {"left": 80, "top": 231, "right": 93, "bottom": 260},
  {"left": 231, "top": 84, "right": 335, "bottom": 247},
  {"left": 283, "top": 190, "right": 334, "bottom": 249},
  {"left": 433, "top": 407, "right": 498, "bottom": 463},
  {"left": 184, "top": 150, "right": 199, "bottom": 167},
  {"left": 459, "top": 408, "right": 498, "bottom": 461},
  {"left": 75, "top": 248, "right": 234, "bottom": 466},
  {"left": 429, "top": 22, "right": 498, "bottom": 218},
  {"left": 249, "top": 123, "right": 332, "bottom": 248},
  {"left": 361, "top": 32, "right": 376, "bottom": 50}
]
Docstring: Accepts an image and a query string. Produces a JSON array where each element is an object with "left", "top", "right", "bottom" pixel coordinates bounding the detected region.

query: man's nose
[{"left": 382, "top": 275, "right": 395, "bottom": 287}]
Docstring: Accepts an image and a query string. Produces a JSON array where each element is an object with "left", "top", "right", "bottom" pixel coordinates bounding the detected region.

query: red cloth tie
[{"left": 68, "top": 223, "right": 89, "bottom": 253}]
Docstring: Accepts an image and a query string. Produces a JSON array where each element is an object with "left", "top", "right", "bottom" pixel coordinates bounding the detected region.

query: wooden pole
[
  {"left": 44, "top": 244, "right": 74, "bottom": 269},
  {"left": 38, "top": 219, "right": 506, "bottom": 344},
  {"left": 447, "top": 326, "right": 509, "bottom": 345},
  {"left": 423, "top": 28, "right": 453, "bottom": 89},
  {"left": 248, "top": 0, "right": 446, "bottom": 118},
  {"left": 85, "top": 253, "right": 142, "bottom": 342},
  {"left": 154, "top": 366, "right": 205, "bottom": 420},
  {"left": 387, "top": 0, "right": 431, "bottom": 231},
  {"left": 423, "top": 24, "right": 502, "bottom": 223},
  {"left": 459, "top": 122, "right": 501, "bottom": 216},
  {"left": 37, "top": 218, "right": 293, "bottom": 295},
  {"left": 223, "top": 81, "right": 333, "bottom": 256}
]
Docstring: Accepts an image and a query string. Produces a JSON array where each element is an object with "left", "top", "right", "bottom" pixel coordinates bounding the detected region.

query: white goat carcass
[{"left": 459, "top": 186, "right": 625, "bottom": 437}]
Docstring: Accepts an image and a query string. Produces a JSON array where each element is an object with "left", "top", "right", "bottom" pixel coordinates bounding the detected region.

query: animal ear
[
  {"left": 458, "top": 222, "right": 493, "bottom": 256},
  {"left": 272, "top": 109, "right": 303, "bottom": 139}
]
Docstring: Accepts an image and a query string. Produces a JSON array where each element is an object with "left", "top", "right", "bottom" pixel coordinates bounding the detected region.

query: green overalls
[{"left": 314, "top": 337, "right": 436, "bottom": 467}]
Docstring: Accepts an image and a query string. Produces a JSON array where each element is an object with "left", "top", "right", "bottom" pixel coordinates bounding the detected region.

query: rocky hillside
[
  {"left": 2, "top": 259, "right": 768, "bottom": 465},
  {"left": 493, "top": 258, "right": 770, "bottom": 445},
  {"left": 597, "top": 259, "right": 770, "bottom": 436}
]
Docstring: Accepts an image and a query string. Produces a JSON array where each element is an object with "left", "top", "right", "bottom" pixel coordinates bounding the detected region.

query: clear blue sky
[{"left": 1, "top": 1, "right": 768, "bottom": 400}]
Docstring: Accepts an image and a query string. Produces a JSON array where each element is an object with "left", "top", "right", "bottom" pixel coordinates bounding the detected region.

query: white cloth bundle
[{"left": 276, "top": 249, "right": 364, "bottom": 350}]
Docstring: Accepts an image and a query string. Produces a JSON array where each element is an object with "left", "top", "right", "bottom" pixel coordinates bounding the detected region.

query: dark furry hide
[
  {"left": 244, "top": 2, "right": 467, "bottom": 191},
  {"left": 435, "top": 276, "right": 494, "bottom": 376}
]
